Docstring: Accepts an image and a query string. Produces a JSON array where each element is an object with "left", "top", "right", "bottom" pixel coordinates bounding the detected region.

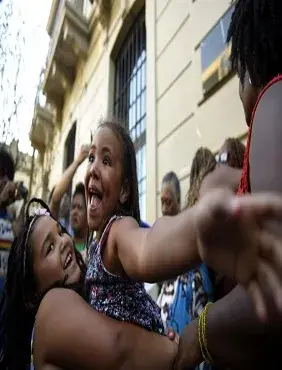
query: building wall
[
  {"left": 14, "top": 170, "right": 30, "bottom": 189},
  {"left": 36, "top": 0, "right": 247, "bottom": 222},
  {"left": 150, "top": 0, "right": 246, "bottom": 219},
  {"left": 47, "top": 0, "right": 144, "bottom": 193}
]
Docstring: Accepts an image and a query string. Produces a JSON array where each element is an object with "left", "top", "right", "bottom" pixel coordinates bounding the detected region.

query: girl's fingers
[
  {"left": 259, "top": 230, "right": 282, "bottom": 270},
  {"left": 247, "top": 280, "right": 267, "bottom": 321},
  {"left": 257, "top": 260, "right": 282, "bottom": 313},
  {"left": 231, "top": 193, "right": 282, "bottom": 221}
]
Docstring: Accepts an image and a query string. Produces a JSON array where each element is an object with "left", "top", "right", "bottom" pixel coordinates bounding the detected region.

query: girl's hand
[
  {"left": 195, "top": 189, "right": 282, "bottom": 321},
  {"left": 77, "top": 144, "right": 90, "bottom": 164}
]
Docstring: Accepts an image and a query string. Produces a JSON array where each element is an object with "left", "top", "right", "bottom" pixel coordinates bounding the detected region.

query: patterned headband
[
  {"left": 34, "top": 208, "right": 50, "bottom": 217},
  {"left": 23, "top": 208, "right": 50, "bottom": 278}
]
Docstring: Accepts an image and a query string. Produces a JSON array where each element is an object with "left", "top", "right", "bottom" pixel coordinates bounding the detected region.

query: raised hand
[
  {"left": 195, "top": 188, "right": 282, "bottom": 321},
  {"left": 77, "top": 144, "right": 90, "bottom": 165}
]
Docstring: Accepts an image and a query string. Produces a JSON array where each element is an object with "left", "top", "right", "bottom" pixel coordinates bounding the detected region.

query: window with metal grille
[
  {"left": 114, "top": 10, "right": 147, "bottom": 220},
  {"left": 64, "top": 122, "right": 76, "bottom": 196}
]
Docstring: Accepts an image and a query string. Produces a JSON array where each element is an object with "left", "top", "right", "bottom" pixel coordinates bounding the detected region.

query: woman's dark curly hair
[
  {"left": 0, "top": 198, "right": 86, "bottom": 369},
  {"left": 227, "top": 0, "right": 282, "bottom": 86}
]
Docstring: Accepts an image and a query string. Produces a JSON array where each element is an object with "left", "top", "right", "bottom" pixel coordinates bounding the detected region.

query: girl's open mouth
[{"left": 88, "top": 186, "right": 103, "bottom": 210}]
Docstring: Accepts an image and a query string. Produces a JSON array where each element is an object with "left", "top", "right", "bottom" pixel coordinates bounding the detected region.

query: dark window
[
  {"left": 201, "top": 5, "right": 234, "bottom": 72},
  {"left": 114, "top": 10, "right": 147, "bottom": 220},
  {"left": 64, "top": 122, "right": 76, "bottom": 195}
]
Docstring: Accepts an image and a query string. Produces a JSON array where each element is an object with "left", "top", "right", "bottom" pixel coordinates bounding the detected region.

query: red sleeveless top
[{"left": 237, "top": 75, "right": 282, "bottom": 195}]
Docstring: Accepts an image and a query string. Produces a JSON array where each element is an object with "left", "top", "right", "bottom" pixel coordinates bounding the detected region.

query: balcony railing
[
  {"left": 47, "top": 0, "right": 85, "bottom": 60},
  {"left": 30, "top": 72, "right": 55, "bottom": 152},
  {"left": 43, "top": 0, "right": 89, "bottom": 114},
  {"left": 34, "top": 70, "right": 53, "bottom": 112}
]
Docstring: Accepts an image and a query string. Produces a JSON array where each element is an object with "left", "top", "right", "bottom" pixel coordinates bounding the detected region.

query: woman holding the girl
[
  {"left": 2, "top": 119, "right": 282, "bottom": 370},
  {"left": 178, "top": 1, "right": 282, "bottom": 369}
]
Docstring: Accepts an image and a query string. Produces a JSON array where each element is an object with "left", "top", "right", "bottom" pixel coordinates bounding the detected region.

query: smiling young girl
[
  {"left": 85, "top": 120, "right": 282, "bottom": 329},
  {"left": 0, "top": 198, "right": 86, "bottom": 369}
]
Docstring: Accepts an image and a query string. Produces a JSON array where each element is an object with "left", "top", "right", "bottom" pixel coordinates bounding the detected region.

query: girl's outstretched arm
[
  {"left": 34, "top": 288, "right": 177, "bottom": 370},
  {"left": 110, "top": 209, "right": 200, "bottom": 282},
  {"left": 111, "top": 189, "right": 282, "bottom": 318}
]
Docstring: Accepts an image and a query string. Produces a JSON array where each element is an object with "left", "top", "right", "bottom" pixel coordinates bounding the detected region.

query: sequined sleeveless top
[{"left": 85, "top": 215, "right": 164, "bottom": 334}]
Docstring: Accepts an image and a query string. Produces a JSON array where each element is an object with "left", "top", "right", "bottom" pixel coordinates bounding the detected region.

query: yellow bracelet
[{"left": 198, "top": 302, "right": 213, "bottom": 364}]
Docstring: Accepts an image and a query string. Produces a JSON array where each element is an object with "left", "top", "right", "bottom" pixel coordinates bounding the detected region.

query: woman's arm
[
  {"left": 176, "top": 286, "right": 282, "bottom": 370},
  {"left": 34, "top": 288, "right": 177, "bottom": 370},
  {"left": 49, "top": 146, "right": 89, "bottom": 218}
]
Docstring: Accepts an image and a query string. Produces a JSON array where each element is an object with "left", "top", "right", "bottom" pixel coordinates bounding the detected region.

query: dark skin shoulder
[
  {"left": 34, "top": 288, "right": 177, "bottom": 370},
  {"left": 249, "top": 80, "right": 282, "bottom": 193}
]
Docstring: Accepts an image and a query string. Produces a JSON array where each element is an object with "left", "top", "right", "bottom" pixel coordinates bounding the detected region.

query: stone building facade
[{"left": 30, "top": 0, "right": 246, "bottom": 223}]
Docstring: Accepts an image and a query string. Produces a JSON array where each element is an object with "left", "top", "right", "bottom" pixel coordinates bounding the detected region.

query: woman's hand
[
  {"left": 195, "top": 188, "right": 282, "bottom": 320},
  {"left": 174, "top": 319, "right": 202, "bottom": 370}
]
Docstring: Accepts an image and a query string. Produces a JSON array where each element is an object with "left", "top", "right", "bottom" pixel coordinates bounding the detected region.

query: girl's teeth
[{"left": 65, "top": 253, "right": 72, "bottom": 268}]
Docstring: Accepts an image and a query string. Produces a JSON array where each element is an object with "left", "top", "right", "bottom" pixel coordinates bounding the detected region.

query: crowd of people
[{"left": 1, "top": 0, "right": 282, "bottom": 369}]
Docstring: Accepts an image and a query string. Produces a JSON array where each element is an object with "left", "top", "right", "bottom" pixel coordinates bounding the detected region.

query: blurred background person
[
  {"left": 160, "top": 171, "right": 181, "bottom": 217},
  {"left": 158, "top": 149, "right": 216, "bottom": 370},
  {"left": 70, "top": 182, "right": 88, "bottom": 259},
  {"left": 157, "top": 171, "right": 181, "bottom": 330},
  {"left": 0, "top": 146, "right": 28, "bottom": 298}
]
